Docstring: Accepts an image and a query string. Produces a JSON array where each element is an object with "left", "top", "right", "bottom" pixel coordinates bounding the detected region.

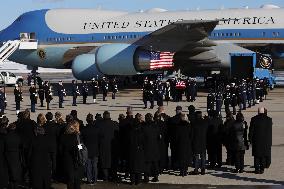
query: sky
[{"left": 0, "top": 0, "right": 283, "bottom": 30}]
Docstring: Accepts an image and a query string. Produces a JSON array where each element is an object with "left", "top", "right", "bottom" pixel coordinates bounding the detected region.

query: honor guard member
[
  {"left": 255, "top": 79, "right": 261, "bottom": 104},
  {"left": 110, "top": 78, "right": 118, "bottom": 99},
  {"left": 58, "top": 80, "right": 66, "bottom": 108},
  {"left": 230, "top": 83, "right": 238, "bottom": 115},
  {"left": 71, "top": 80, "right": 80, "bottom": 106},
  {"left": 101, "top": 77, "right": 109, "bottom": 101},
  {"left": 215, "top": 90, "right": 223, "bottom": 116},
  {"left": 91, "top": 78, "right": 99, "bottom": 103},
  {"left": 0, "top": 86, "right": 5, "bottom": 114},
  {"left": 143, "top": 80, "right": 154, "bottom": 109},
  {"left": 252, "top": 79, "right": 256, "bottom": 106},
  {"left": 223, "top": 85, "right": 231, "bottom": 114},
  {"left": 247, "top": 81, "right": 253, "bottom": 108},
  {"left": 81, "top": 81, "right": 89, "bottom": 104},
  {"left": 207, "top": 89, "right": 215, "bottom": 113},
  {"left": 241, "top": 80, "right": 247, "bottom": 110},
  {"left": 45, "top": 83, "right": 53, "bottom": 110},
  {"left": 38, "top": 82, "right": 45, "bottom": 107},
  {"left": 14, "top": 84, "right": 22, "bottom": 115},
  {"left": 259, "top": 79, "right": 265, "bottom": 102},
  {"left": 164, "top": 82, "right": 171, "bottom": 105},
  {"left": 156, "top": 80, "right": 164, "bottom": 107},
  {"left": 29, "top": 83, "right": 37, "bottom": 112}
]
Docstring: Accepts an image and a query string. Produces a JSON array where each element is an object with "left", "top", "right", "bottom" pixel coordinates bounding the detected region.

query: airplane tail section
[{"left": 0, "top": 40, "right": 20, "bottom": 63}]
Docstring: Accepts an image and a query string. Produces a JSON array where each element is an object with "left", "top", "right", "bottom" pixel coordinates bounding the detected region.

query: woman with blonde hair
[{"left": 60, "top": 120, "right": 83, "bottom": 189}]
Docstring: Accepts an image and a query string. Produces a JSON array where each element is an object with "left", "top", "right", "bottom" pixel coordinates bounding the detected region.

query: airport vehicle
[
  {"left": 0, "top": 71, "right": 24, "bottom": 86},
  {"left": 230, "top": 52, "right": 276, "bottom": 87},
  {"left": 0, "top": 5, "right": 284, "bottom": 80}
]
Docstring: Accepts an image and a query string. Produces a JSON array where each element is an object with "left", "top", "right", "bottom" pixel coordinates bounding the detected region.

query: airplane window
[
  {"left": 133, "top": 35, "right": 137, "bottom": 38},
  {"left": 1, "top": 72, "right": 7, "bottom": 76},
  {"left": 262, "top": 32, "right": 266, "bottom": 36},
  {"left": 230, "top": 33, "right": 233, "bottom": 36},
  {"left": 118, "top": 36, "right": 122, "bottom": 39}
]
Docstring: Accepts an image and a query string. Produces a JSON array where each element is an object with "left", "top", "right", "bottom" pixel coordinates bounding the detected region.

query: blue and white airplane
[{"left": 0, "top": 5, "right": 283, "bottom": 80}]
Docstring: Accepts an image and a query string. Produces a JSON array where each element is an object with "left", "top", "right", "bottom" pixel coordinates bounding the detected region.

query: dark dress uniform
[
  {"left": 230, "top": 86, "right": 238, "bottom": 115},
  {"left": 4, "top": 129, "right": 22, "bottom": 188},
  {"left": 143, "top": 120, "right": 160, "bottom": 181},
  {"left": 164, "top": 83, "right": 171, "bottom": 105},
  {"left": 91, "top": 80, "right": 99, "bottom": 103},
  {"left": 38, "top": 85, "right": 45, "bottom": 107},
  {"left": 223, "top": 88, "right": 231, "bottom": 114},
  {"left": 156, "top": 82, "right": 164, "bottom": 107},
  {"left": 110, "top": 79, "right": 118, "bottom": 100},
  {"left": 207, "top": 91, "right": 215, "bottom": 113},
  {"left": 72, "top": 81, "right": 80, "bottom": 106},
  {"left": 29, "top": 127, "right": 51, "bottom": 189},
  {"left": 249, "top": 113, "right": 272, "bottom": 173},
  {"left": 45, "top": 85, "right": 53, "bottom": 110},
  {"left": 29, "top": 86, "right": 37, "bottom": 112},
  {"left": 14, "top": 87, "right": 22, "bottom": 114},
  {"left": 81, "top": 82, "right": 89, "bottom": 104},
  {"left": 215, "top": 91, "right": 223, "bottom": 116},
  {"left": 101, "top": 79, "right": 109, "bottom": 101},
  {"left": 58, "top": 83, "right": 66, "bottom": 108}
]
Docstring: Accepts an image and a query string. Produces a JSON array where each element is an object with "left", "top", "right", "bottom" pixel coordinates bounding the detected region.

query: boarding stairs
[
  {"left": 0, "top": 40, "right": 20, "bottom": 63},
  {"left": 0, "top": 39, "right": 38, "bottom": 63}
]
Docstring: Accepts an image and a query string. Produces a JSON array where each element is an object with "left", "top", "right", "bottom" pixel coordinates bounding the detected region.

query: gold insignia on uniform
[{"left": 37, "top": 49, "right": 46, "bottom": 60}]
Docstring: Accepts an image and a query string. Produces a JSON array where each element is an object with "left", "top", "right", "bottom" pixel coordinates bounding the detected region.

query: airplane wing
[{"left": 135, "top": 20, "right": 218, "bottom": 52}]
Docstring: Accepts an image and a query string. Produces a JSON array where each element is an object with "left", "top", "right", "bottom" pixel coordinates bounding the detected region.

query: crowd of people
[{"left": 0, "top": 103, "right": 272, "bottom": 189}]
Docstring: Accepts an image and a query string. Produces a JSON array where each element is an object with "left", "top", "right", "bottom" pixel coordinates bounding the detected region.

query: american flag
[{"left": 150, "top": 51, "right": 175, "bottom": 70}]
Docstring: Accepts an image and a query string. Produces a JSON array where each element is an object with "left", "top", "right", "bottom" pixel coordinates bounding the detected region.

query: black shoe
[
  {"left": 151, "top": 177, "right": 159, "bottom": 182},
  {"left": 239, "top": 169, "right": 244, "bottom": 173},
  {"left": 192, "top": 170, "right": 199, "bottom": 175},
  {"left": 201, "top": 169, "right": 206, "bottom": 175},
  {"left": 255, "top": 169, "right": 261, "bottom": 174},
  {"left": 233, "top": 169, "right": 239, "bottom": 173},
  {"left": 260, "top": 170, "right": 264, "bottom": 174},
  {"left": 143, "top": 106, "right": 147, "bottom": 109}
]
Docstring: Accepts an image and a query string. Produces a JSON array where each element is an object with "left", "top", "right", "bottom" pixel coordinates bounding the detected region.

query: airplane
[{"left": 0, "top": 4, "right": 283, "bottom": 80}]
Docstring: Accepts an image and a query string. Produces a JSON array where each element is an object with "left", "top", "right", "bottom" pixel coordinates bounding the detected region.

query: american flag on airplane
[{"left": 150, "top": 51, "right": 175, "bottom": 70}]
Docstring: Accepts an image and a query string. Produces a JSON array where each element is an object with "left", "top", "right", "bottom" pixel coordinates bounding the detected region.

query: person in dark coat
[
  {"left": 91, "top": 79, "right": 99, "bottom": 103},
  {"left": 207, "top": 110, "right": 223, "bottom": 168},
  {"left": 174, "top": 113, "right": 193, "bottom": 177},
  {"left": 230, "top": 113, "right": 249, "bottom": 173},
  {"left": 128, "top": 113, "right": 145, "bottom": 185},
  {"left": 167, "top": 105, "right": 182, "bottom": 169},
  {"left": 29, "top": 84, "right": 37, "bottom": 112},
  {"left": 60, "top": 120, "right": 83, "bottom": 189},
  {"left": 14, "top": 84, "right": 22, "bottom": 115},
  {"left": 71, "top": 80, "right": 80, "bottom": 106},
  {"left": 0, "top": 87, "right": 6, "bottom": 115},
  {"left": 96, "top": 111, "right": 119, "bottom": 181},
  {"left": 44, "top": 112, "right": 58, "bottom": 180},
  {"left": 5, "top": 122, "right": 22, "bottom": 189},
  {"left": 222, "top": 112, "right": 235, "bottom": 165},
  {"left": 29, "top": 114, "right": 51, "bottom": 189},
  {"left": 16, "top": 109, "right": 37, "bottom": 185},
  {"left": 0, "top": 116, "right": 9, "bottom": 188},
  {"left": 58, "top": 80, "right": 66, "bottom": 108},
  {"left": 38, "top": 83, "right": 45, "bottom": 107},
  {"left": 192, "top": 111, "right": 208, "bottom": 175},
  {"left": 143, "top": 113, "right": 160, "bottom": 182},
  {"left": 249, "top": 107, "right": 272, "bottom": 174},
  {"left": 81, "top": 113, "right": 99, "bottom": 184},
  {"left": 81, "top": 81, "right": 89, "bottom": 104}
]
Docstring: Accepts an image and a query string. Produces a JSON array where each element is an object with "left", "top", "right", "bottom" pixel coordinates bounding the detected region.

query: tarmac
[{"left": 2, "top": 84, "right": 284, "bottom": 188}]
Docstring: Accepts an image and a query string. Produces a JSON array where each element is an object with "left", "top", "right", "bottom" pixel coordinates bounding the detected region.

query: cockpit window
[{"left": 15, "top": 16, "right": 22, "bottom": 22}]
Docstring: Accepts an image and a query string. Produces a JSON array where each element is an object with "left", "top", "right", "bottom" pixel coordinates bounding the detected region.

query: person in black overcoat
[
  {"left": 16, "top": 109, "right": 37, "bottom": 184},
  {"left": 5, "top": 122, "right": 22, "bottom": 189},
  {"left": 60, "top": 120, "right": 83, "bottom": 189},
  {"left": 0, "top": 117, "right": 9, "bottom": 189},
  {"left": 29, "top": 114, "right": 51, "bottom": 189},
  {"left": 143, "top": 113, "right": 160, "bottom": 182},
  {"left": 222, "top": 112, "right": 235, "bottom": 165},
  {"left": 192, "top": 111, "right": 208, "bottom": 175},
  {"left": 167, "top": 106, "right": 182, "bottom": 169},
  {"left": 81, "top": 113, "right": 100, "bottom": 184},
  {"left": 96, "top": 111, "right": 119, "bottom": 181},
  {"left": 154, "top": 111, "right": 169, "bottom": 172},
  {"left": 207, "top": 110, "right": 223, "bottom": 168},
  {"left": 249, "top": 107, "right": 272, "bottom": 174},
  {"left": 38, "top": 83, "right": 45, "bottom": 107},
  {"left": 174, "top": 113, "right": 193, "bottom": 177},
  {"left": 230, "top": 113, "right": 249, "bottom": 173},
  {"left": 128, "top": 113, "right": 145, "bottom": 185},
  {"left": 44, "top": 112, "right": 59, "bottom": 180}
]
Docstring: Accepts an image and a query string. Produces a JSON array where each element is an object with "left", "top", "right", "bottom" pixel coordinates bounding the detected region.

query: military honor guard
[
  {"left": 110, "top": 78, "right": 118, "bottom": 100},
  {"left": 81, "top": 81, "right": 89, "bottom": 104},
  {"left": 58, "top": 80, "right": 66, "bottom": 108},
  {"left": 101, "top": 77, "right": 109, "bottom": 101},
  {"left": 44, "top": 81, "right": 53, "bottom": 110},
  {"left": 91, "top": 78, "right": 99, "bottom": 103},
  {"left": 14, "top": 84, "right": 22, "bottom": 115},
  {"left": 38, "top": 82, "right": 45, "bottom": 107},
  {"left": 72, "top": 80, "right": 80, "bottom": 106},
  {"left": 29, "top": 83, "right": 37, "bottom": 112},
  {"left": 207, "top": 89, "right": 215, "bottom": 113}
]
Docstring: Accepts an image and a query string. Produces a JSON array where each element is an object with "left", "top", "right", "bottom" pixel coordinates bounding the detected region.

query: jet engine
[{"left": 72, "top": 44, "right": 153, "bottom": 80}]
